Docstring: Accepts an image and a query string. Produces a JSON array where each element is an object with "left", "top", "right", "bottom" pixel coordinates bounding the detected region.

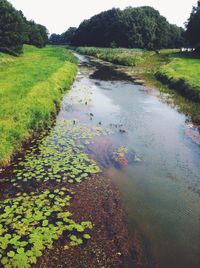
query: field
[{"left": 0, "top": 45, "right": 77, "bottom": 165}]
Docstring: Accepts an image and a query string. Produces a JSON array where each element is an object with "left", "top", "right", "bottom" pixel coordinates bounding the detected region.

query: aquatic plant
[
  {"left": 10, "top": 120, "right": 104, "bottom": 188},
  {"left": 112, "top": 146, "right": 129, "bottom": 167},
  {"left": 0, "top": 188, "right": 93, "bottom": 268}
]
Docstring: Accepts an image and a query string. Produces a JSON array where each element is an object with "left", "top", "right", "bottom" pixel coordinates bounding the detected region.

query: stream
[
  {"left": 0, "top": 53, "right": 200, "bottom": 268},
  {"left": 68, "top": 53, "right": 200, "bottom": 268}
]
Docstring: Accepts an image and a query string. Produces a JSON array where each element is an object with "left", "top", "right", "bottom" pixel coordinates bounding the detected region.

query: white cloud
[{"left": 8, "top": 0, "right": 197, "bottom": 34}]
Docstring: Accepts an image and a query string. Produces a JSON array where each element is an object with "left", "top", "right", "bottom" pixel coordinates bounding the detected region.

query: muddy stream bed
[{"left": 0, "top": 53, "right": 200, "bottom": 268}]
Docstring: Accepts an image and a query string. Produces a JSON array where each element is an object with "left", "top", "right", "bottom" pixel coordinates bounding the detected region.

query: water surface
[{"left": 66, "top": 53, "right": 200, "bottom": 268}]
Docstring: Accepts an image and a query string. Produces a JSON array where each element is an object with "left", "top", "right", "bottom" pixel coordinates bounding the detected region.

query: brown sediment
[
  {"left": 36, "top": 174, "right": 147, "bottom": 268},
  {"left": 185, "top": 129, "right": 200, "bottom": 146}
]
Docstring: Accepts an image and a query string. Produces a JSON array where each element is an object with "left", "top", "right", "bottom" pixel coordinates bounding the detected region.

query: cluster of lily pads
[
  {"left": 0, "top": 188, "right": 93, "bottom": 268},
  {"left": 67, "top": 85, "right": 93, "bottom": 105},
  {"left": 11, "top": 120, "right": 104, "bottom": 188}
]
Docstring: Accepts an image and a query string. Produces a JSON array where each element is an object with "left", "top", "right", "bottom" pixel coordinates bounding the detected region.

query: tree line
[
  {"left": 50, "top": 2, "right": 200, "bottom": 52},
  {"left": 185, "top": 0, "right": 200, "bottom": 52},
  {"left": 50, "top": 6, "right": 185, "bottom": 50},
  {"left": 0, "top": 0, "right": 48, "bottom": 55}
]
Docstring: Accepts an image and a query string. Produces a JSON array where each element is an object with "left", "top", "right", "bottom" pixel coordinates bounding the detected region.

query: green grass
[
  {"left": 76, "top": 47, "right": 153, "bottom": 66},
  {"left": 0, "top": 45, "right": 77, "bottom": 165},
  {"left": 155, "top": 52, "right": 200, "bottom": 103},
  {"left": 160, "top": 52, "right": 200, "bottom": 88}
]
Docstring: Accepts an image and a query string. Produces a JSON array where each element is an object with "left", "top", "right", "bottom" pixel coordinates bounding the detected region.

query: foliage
[
  {"left": 0, "top": 0, "right": 25, "bottom": 54},
  {"left": 0, "top": 188, "right": 93, "bottom": 267},
  {"left": 49, "top": 27, "right": 77, "bottom": 45},
  {"left": 0, "top": 45, "right": 77, "bottom": 165},
  {"left": 185, "top": 0, "right": 200, "bottom": 52},
  {"left": 71, "top": 6, "right": 185, "bottom": 49},
  {"left": 0, "top": 0, "right": 48, "bottom": 54},
  {"left": 25, "top": 21, "right": 49, "bottom": 48}
]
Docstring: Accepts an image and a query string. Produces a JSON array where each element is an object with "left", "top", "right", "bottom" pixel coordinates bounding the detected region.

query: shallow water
[{"left": 65, "top": 53, "right": 200, "bottom": 268}]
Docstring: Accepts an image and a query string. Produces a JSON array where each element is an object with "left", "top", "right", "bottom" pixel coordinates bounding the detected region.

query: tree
[
  {"left": 185, "top": 0, "right": 200, "bottom": 52},
  {"left": 71, "top": 6, "right": 184, "bottom": 50},
  {"left": 26, "top": 21, "right": 48, "bottom": 48},
  {"left": 0, "top": 0, "right": 25, "bottom": 54},
  {"left": 49, "top": 33, "right": 61, "bottom": 45},
  {"left": 60, "top": 27, "right": 77, "bottom": 44}
]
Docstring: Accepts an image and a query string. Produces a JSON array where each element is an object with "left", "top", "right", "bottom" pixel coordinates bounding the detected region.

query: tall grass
[
  {"left": 0, "top": 45, "right": 77, "bottom": 165},
  {"left": 76, "top": 47, "right": 153, "bottom": 66}
]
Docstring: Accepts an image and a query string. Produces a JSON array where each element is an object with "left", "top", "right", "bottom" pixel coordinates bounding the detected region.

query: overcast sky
[{"left": 8, "top": 0, "right": 197, "bottom": 34}]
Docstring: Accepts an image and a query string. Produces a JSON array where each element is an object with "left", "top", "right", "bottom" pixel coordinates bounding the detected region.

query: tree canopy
[
  {"left": 49, "top": 27, "right": 77, "bottom": 45},
  {"left": 70, "top": 6, "right": 184, "bottom": 49},
  {"left": 0, "top": 0, "right": 25, "bottom": 54},
  {"left": 185, "top": 0, "right": 200, "bottom": 52},
  {"left": 0, "top": 0, "right": 48, "bottom": 54}
]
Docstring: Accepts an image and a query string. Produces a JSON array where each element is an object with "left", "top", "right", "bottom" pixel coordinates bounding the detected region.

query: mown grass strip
[
  {"left": 0, "top": 45, "right": 77, "bottom": 165},
  {"left": 156, "top": 52, "right": 200, "bottom": 102}
]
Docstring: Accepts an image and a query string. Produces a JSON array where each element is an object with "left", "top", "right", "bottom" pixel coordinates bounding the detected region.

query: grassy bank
[
  {"left": 155, "top": 52, "right": 200, "bottom": 102},
  {"left": 0, "top": 45, "right": 77, "bottom": 165}
]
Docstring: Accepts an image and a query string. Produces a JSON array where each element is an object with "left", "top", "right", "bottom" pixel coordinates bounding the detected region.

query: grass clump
[{"left": 0, "top": 45, "right": 77, "bottom": 165}]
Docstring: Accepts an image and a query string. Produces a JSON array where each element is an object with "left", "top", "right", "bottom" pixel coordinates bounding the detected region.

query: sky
[{"left": 8, "top": 0, "right": 197, "bottom": 34}]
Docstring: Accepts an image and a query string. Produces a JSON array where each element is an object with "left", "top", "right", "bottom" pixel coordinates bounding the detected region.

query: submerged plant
[{"left": 112, "top": 146, "right": 129, "bottom": 167}]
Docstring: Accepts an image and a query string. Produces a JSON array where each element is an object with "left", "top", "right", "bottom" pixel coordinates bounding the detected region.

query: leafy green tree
[
  {"left": 26, "top": 21, "right": 48, "bottom": 48},
  {"left": 0, "top": 0, "right": 25, "bottom": 54},
  {"left": 71, "top": 6, "right": 184, "bottom": 50},
  {"left": 185, "top": 0, "right": 200, "bottom": 52},
  {"left": 60, "top": 27, "right": 77, "bottom": 44},
  {"left": 49, "top": 33, "right": 61, "bottom": 45}
]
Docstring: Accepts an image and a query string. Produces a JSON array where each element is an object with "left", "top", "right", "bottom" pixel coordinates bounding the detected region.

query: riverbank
[
  {"left": 155, "top": 52, "right": 200, "bottom": 102},
  {"left": 76, "top": 47, "right": 200, "bottom": 124},
  {"left": 0, "top": 45, "right": 77, "bottom": 166}
]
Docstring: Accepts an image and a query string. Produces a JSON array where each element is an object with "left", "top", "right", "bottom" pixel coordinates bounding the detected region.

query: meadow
[{"left": 0, "top": 45, "right": 77, "bottom": 165}]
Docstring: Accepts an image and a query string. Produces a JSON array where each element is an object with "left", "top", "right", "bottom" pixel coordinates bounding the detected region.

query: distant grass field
[
  {"left": 0, "top": 45, "right": 77, "bottom": 165},
  {"left": 76, "top": 47, "right": 153, "bottom": 66}
]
